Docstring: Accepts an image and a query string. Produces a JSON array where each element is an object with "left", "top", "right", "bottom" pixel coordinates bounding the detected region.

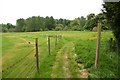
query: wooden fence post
[
  {"left": 58, "top": 35, "right": 60, "bottom": 42},
  {"left": 95, "top": 20, "right": 101, "bottom": 69},
  {"left": 35, "top": 38, "right": 39, "bottom": 73},
  {"left": 60, "top": 35, "right": 62, "bottom": 39},
  {"left": 55, "top": 35, "right": 57, "bottom": 48},
  {"left": 108, "top": 38, "right": 112, "bottom": 51},
  {"left": 48, "top": 36, "right": 50, "bottom": 55}
]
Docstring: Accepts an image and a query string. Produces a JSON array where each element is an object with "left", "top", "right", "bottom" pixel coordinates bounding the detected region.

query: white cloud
[{"left": 0, "top": 0, "right": 103, "bottom": 25}]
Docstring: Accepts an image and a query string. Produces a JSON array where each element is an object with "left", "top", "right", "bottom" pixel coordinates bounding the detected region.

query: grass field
[{"left": 2, "top": 31, "right": 118, "bottom": 78}]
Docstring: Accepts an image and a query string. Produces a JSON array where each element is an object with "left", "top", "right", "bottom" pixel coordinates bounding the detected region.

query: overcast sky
[{"left": 0, "top": 0, "right": 104, "bottom": 25}]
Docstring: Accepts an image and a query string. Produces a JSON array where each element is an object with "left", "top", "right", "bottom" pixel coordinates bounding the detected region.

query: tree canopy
[
  {"left": 1, "top": 13, "right": 109, "bottom": 32},
  {"left": 102, "top": 2, "right": 120, "bottom": 52}
]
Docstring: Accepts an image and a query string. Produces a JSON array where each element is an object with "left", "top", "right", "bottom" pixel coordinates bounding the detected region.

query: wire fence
[
  {"left": 2, "top": 48, "right": 35, "bottom": 72},
  {"left": 2, "top": 34, "right": 63, "bottom": 77}
]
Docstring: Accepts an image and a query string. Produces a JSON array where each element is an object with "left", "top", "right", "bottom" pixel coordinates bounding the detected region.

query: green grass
[
  {"left": 74, "top": 32, "right": 118, "bottom": 78},
  {"left": 2, "top": 31, "right": 118, "bottom": 78}
]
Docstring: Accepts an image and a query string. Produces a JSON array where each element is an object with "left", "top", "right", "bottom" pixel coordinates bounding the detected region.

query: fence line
[{"left": 3, "top": 34, "right": 63, "bottom": 76}]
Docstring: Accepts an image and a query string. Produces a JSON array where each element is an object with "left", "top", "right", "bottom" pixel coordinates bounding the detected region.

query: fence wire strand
[
  {"left": 38, "top": 41, "right": 47, "bottom": 46},
  {"left": 3, "top": 48, "right": 35, "bottom": 72},
  {"left": 3, "top": 35, "right": 63, "bottom": 74}
]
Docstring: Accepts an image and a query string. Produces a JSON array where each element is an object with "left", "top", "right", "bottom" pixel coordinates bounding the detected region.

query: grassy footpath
[{"left": 51, "top": 42, "right": 80, "bottom": 78}]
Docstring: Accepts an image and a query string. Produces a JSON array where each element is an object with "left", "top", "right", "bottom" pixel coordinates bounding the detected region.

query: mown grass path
[{"left": 51, "top": 42, "right": 80, "bottom": 78}]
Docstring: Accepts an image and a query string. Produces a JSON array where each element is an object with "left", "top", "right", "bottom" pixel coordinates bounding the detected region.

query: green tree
[
  {"left": 70, "top": 19, "right": 81, "bottom": 31},
  {"left": 84, "top": 14, "right": 97, "bottom": 30},
  {"left": 78, "top": 16, "right": 86, "bottom": 30},
  {"left": 55, "top": 24, "right": 64, "bottom": 31},
  {"left": 38, "top": 16, "right": 45, "bottom": 31},
  {"left": 45, "top": 16, "right": 55, "bottom": 30},
  {"left": 84, "top": 13, "right": 108, "bottom": 31},
  {"left": 84, "top": 18, "right": 97, "bottom": 31},
  {"left": 16, "top": 18, "right": 25, "bottom": 32},
  {"left": 87, "top": 13, "right": 95, "bottom": 20},
  {"left": 6, "top": 23, "right": 15, "bottom": 29},
  {"left": 1, "top": 23, "right": 15, "bottom": 32},
  {"left": 25, "top": 17, "right": 37, "bottom": 32},
  {"left": 103, "top": 2, "right": 120, "bottom": 52},
  {"left": 96, "top": 13, "right": 108, "bottom": 30},
  {"left": 1, "top": 24, "right": 8, "bottom": 32}
]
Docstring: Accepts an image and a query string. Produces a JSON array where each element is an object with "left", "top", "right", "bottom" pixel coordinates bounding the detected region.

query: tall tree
[
  {"left": 103, "top": 2, "right": 120, "bottom": 52},
  {"left": 70, "top": 19, "right": 80, "bottom": 31},
  {"left": 45, "top": 16, "right": 55, "bottom": 30},
  {"left": 37, "top": 16, "right": 45, "bottom": 31},
  {"left": 87, "top": 13, "right": 95, "bottom": 20},
  {"left": 78, "top": 16, "right": 86, "bottom": 30},
  {"left": 84, "top": 18, "right": 97, "bottom": 31},
  {"left": 102, "top": 2, "right": 120, "bottom": 77},
  {"left": 16, "top": 18, "right": 25, "bottom": 32}
]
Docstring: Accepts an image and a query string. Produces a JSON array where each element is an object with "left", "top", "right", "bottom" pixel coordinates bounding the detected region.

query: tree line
[{"left": 1, "top": 13, "right": 108, "bottom": 32}]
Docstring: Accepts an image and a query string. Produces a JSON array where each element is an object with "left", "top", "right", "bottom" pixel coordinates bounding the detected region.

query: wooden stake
[
  {"left": 95, "top": 20, "right": 101, "bottom": 69},
  {"left": 48, "top": 36, "right": 50, "bottom": 55},
  {"left": 35, "top": 38, "right": 39, "bottom": 73},
  {"left": 109, "top": 38, "right": 113, "bottom": 51},
  {"left": 55, "top": 35, "right": 57, "bottom": 48}
]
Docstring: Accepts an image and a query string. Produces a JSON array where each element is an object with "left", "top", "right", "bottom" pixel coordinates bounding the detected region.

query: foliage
[
  {"left": 84, "top": 18, "right": 97, "bottom": 31},
  {"left": 87, "top": 13, "right": 95, "bottom": 20},
  {"left": 1, "top": 13, "right": 110, "bottom": 32},
  {"left": 70, "top": 19, "right": 80, "bottom": 31},
  {"left": 1, "top": 23, "right": 15, "bottom": 32},
  {"left": 84, "top": 13, "right": 108, "bottom": 31},
  {"left": 16, "top": 18, "right": 25, "bottom": 32},
  {"left": 78, "top": 16, "right": 86, "bottom": 30},
  {"left": 45, "top": 16, "right": 55, "bottom": 30},
  {"left": 55, "top": 24, "right": 64, "bottom": 31},
  {"left": 102, "top": 2, "right": 120, "bottom": 53},
  {"left": 25, "top": 16, "right": 42, "bottom": 32},
  {"left": 74, "top": 32, "right": 118, "bottom": 78}
]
